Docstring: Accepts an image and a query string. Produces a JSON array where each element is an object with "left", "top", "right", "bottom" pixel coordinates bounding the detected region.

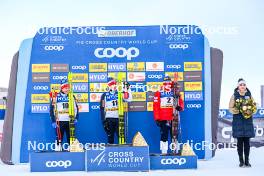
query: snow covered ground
[{"left": 0, "top": 147, "right": 263, "bottom": 176}]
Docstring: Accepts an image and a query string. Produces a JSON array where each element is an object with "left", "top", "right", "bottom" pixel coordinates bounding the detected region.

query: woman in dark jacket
[{"left": 229, "top": 78, "right": 257, "bottom": 167}]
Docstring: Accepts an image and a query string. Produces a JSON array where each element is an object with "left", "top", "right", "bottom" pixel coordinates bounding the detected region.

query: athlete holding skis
[
  {"left": 153, "top": 75, "right": 184, "bottom": 155},
  {"left": 49, "top": 79, "right": 79, "bottom": 151},
  {"left": 100, "top": 77, "right": 132, "bottom": 144}
]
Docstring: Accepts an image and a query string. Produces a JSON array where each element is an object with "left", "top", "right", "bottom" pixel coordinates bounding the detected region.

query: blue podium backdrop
[{"left": 10, "top": 25, "right": 212, "bottom": 163}]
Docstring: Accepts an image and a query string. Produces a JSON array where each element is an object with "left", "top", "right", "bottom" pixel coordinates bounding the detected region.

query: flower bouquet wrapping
[{"left": 235, "top": 98, "right": 257, "bottom": 119}]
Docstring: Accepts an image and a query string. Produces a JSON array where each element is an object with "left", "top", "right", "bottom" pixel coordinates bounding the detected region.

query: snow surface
[{"left": 0, "top": 147, "right": 263, "bottom": 176}]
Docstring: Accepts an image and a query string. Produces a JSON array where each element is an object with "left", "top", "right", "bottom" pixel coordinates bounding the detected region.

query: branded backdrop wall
[{"left": 1, "top": 25, "right": 216, "bottom": 163}]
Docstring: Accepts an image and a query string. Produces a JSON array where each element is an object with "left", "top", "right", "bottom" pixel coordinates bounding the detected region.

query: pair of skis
[
  {"left": 117, "top": 73, "right": 129, "bottom": 145},
  {"left": 171, "top": 72, "right": 182, "bottom": 154},
  {"left": 49, "top": 72, "right": 76, "bottom": 151}
]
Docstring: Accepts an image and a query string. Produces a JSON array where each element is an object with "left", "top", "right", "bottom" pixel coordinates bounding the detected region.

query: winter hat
[
  {"left": 107, "top": 77, "right": 116, "bottom": 86},
  {"left": 163, "top": 75, "right": 171, "bottom": 82},
  {"left": 61, "top": 78, "right": 69, "bottom": 89},
  {"left": 237, "top": 78, "right": 246, "bottom": 86}
]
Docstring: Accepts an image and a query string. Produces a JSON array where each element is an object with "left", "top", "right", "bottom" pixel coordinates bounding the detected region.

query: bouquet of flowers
[{"left": 235, "top": 98, "right": 257, "bottom": 119}]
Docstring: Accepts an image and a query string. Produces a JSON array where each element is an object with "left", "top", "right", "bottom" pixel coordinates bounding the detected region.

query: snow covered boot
[
  {"left": 244, "top": 157, "right": 251, "bottom": 167},
  {"left": 239, "top": 156, "right": 244, "bottom": 167},
  {"left": 160, "top": 141, "right": 168, "bottom": 155}
]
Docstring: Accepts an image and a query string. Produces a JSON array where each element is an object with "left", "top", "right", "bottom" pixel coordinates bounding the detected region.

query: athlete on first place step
[
  {"left": 100, "top": 77, "right": 132, "bottom": 144},
  {"left": 49, "top": 78, "right": 79, "bottom": 151},
  {"left": 153, "top": 75, "right": 184, "bottom": 155}
]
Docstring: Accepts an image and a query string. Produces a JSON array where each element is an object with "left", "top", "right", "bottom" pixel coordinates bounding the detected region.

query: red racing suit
[{"left": 153, "top": 90, "right": 184, "bottom": 121}]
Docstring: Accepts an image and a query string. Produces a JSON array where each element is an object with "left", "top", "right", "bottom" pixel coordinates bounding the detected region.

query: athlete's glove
[
  {"left": 176, "top": 106, "right": 183, "bottom": 111},
  {"left": 52, "top": 122, "right": 58, "bottom": 128}
]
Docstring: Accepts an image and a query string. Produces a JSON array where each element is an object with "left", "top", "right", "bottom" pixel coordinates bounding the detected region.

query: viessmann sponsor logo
[
  {"left": 31, "top": 94, "right": 50, "bottom": 103},
  {"left": 184, "top": 82, "right": 203, "bottom": 91},
  {"left": 45, "top": 160, "right": 72, "bottom": 168},
  {"left": 146, "top": 62, "right": 164, "bottom": 71},
  {"left": 51, "top": 64, "right": 69, "bottom": 72},
  {"left": 127, "top": 72, "right": 145, "bottom": 82},
  {"left": 97, "top": 29, "right": 136, "bottom": 37},
  {"left": 94, "top": 47, "right": 139, "bottom": 60},
  {"left": 169, "top": 43, "right": 189, "bottom": 50},
  {"left": 50, "top": 84, "right": 61, "bottom": 92},
  {"left": 32, "top": 64, "right": 50, "bottom": 73},
  {"left": 32, "top": 73, "right": 50, "bottom": 82},
  {"left": 127, "top": 62, "right": 145, "bottom": 71},
  {"left": 147, "top": 102, "right": 153, "bottom": 111},
  {"left": 184, "top": 62, "right": 202, "bottom": 71},
  {"left": 108, "top": 72, "right": 126, "bottom": 81},
  {"left": 43, "top": 45, "right": 64, "bottom": 51},
  {"left": 89, "top": 63, "right": 107, "bottom": 72}
]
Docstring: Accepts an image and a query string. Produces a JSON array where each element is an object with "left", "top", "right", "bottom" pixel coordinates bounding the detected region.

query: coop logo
[
  {"left": 94, "top": 47, "right": 139, "bottom": 60},
  {"left": 91, "top": 105, "right": 100, "bottom": 110},
  {"left": 52, "top": 75, "right": 67, "bottom": 80},
  {"left": 45, "top": 160, "right": 72, "bottom": 168},
  {"left": 44, "top": 45, "right": 64, "bottom": 51},
  {"left": 169, "top": 44, "right": 189, "bottom": 50},
  {"left": 147, "top": 74, "right": 163, "bottom": 79},
  {"left": 71, "top": 65, "right": 87, "bottom": 70},
  {"left": 166, "top": 65, "right": 181, "bottom": 69},
  {"left": 258, "top": 109, "right": 264, "bottom": 115},
  {"left": 186, "top": 104, "right": 202, "bottom": 109},
  {"left": 219, "top": 110, "right": 227, "bottom": 118},
  {"left": 161, "top": 158, "right": 186, "bottom": 165},
  {"left": 33, "top": 85, "right": 49, "bottom": 91}
]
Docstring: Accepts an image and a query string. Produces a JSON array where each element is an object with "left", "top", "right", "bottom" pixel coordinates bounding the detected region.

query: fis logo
[
  {"left": 94, "top": 47, "right": 139, "bottom": 60},
  {"left": 90, "top": 151, "right": 106, "bottom": 166},
  {"left": 44, "top": 45, "right": 64, "bottom": 51},
  {"left": 45, "top": 160, "right": 72, "bottom": 168}
]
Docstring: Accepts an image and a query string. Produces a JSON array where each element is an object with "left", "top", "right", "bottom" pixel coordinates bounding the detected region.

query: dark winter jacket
[{"left": 229, "top": 88, "right": 255, "bottom": 138}]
